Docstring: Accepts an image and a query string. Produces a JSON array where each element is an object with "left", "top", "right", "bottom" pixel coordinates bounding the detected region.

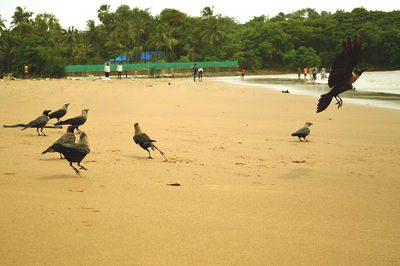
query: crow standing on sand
[
  {"left": 21, "top": 110, "right": 51, "bottom": 136},
  {"left": 133, "top": 123, "right": 165, "bottom": 158},
  {"left": 317, "top": 34, "right": 366, "bottom": 113},
  {"left": 55, "top": 109, "right": 88, "bottom": 132},
  {"left": 49, "top": 103, "right": 70, "bottom": 121},
  {"left": 292, "top": 122, "right": 313, "bottom": 142},
  {"left": 51, "top": 131, "right": 90, "bottom": 175},
  {"left": 42, "top": 125, "right": 76, "bottom": 158}
]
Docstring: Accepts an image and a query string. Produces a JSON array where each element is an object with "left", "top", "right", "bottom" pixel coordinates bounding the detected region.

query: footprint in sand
[
  {"left": 163, "top": 157, "right": 192, "bottom": 164},
  {"left": 80, "top": 207, "right": 101, "bottom": 213},
  {"left": 69, "top": 188, "right": 84, "bottom": 192},
  {"left": 3, "top": 172, "right": 15, "bottom": 176}
]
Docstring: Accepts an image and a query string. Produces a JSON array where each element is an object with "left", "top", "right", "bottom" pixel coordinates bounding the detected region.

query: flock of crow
[
  {"left": 17, "top": 103, "right": 163, "bottom": 175},
  {"left": 12, "top": 35, "right": 364, "bottom": 175}
]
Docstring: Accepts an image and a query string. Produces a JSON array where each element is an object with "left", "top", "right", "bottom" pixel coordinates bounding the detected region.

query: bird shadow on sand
[
  {"left": 122, "top": 154, "right": 153, "bottom": 160},
  {"left": 38, "top": 174, "right": 78, "bottom": 180},
  {"left": 39, "top": 157, "right": 64, "bottom": 161},
  {"left": 22, "top": 134, "right": 51, "bottom": 138}
]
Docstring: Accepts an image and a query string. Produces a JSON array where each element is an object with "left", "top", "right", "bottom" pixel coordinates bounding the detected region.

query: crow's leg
[
  {"left": 59, "top": 153, "right": 64, "bottom": 159},
  {"left": 298, "top": 136, "right": 302, "bottom": 142},
  {"left": 78, "top": 162, "right": 88, "bottom": 170},
  {"left": 36, "top": 128, "right": 41, "bottom": 136},
  {"left": 334, "top": 96, "right": 343, "bottom": 108},
  {"left": 76, "top": 126, "right": 82, "bottom": 133},
  {"left": 69, "top": 162, "right": 81, "bottom": 175},
  {"left": 40, "top": 127, "right": 46, "bottom": 136},
  {"left": 146, "top": 149, "right": 153, "bottom": 159},
  {"left": 153, "top": 144, "right": 165, "bottom": 157},
  {"left": 304, "top": 137, "right": 309, "bottom": 142}
]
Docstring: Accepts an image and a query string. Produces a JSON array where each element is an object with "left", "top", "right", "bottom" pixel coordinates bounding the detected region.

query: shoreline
[
  {"left": 0, "top": 78, "right": 399, "bottom": 265},
  {"left": 216, "top": 71, "right": 400, "bottom": 111}
]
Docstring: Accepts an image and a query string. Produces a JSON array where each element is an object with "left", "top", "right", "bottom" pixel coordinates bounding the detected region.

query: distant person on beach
[
  {"left": 198, "top": 67, "right": 204, "bottom": 81},
  {"left": 303, "top": 67, "right": 307, "bottom": 79},
  {"left": 320, "top": 67, "right": 327, "bottom": 80},
  {"left": 153, "top": 66, "right": 157, "bottom": 78},
  {"left": 31, "top": 64, "right": 35, "bottom": 79},
  {"left": 192, "top": 64, "right": 198, "bottom": 81},
  {"left": 117, "top": 62, "right": 123, "bottom": 79},
  {"left": 24, "top": 64, "right": 29, "bottom": 79},
  {"left": 104, "top": 63, "right": 110, "bottom": 78},
  {"left": 297, "top": 67, "right": 301, "bottom": 79},
  {"left": 241, "top": 69, "right": 245, "bottom": 79},
  {"left": 311, "top": 65, "right": 318, "bottom": 81}
]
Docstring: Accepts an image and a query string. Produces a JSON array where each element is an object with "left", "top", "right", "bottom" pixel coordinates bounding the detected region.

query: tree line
[{"left": 0, "top": 5, "right": 399, "bottom": 76}]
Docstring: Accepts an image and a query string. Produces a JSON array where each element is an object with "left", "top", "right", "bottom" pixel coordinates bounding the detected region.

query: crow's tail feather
[{"left": 42, "top": 147, "right": 53, "bottom": 154}]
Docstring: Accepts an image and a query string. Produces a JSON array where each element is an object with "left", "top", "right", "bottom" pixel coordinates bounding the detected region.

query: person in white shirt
[
  {"left": 198, "top": 67, "right": 204, "bottom": 82},
  {"left": 117, "top": 62, "right": 123, "bottom": 79},
  {"left": 104, "top": 63, "right": 111, "bottom": 78}
]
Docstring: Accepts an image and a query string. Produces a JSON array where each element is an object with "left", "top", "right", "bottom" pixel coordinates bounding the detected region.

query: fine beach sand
[{"left": 0, "top": 77, "right": 399, "bottom": 265}]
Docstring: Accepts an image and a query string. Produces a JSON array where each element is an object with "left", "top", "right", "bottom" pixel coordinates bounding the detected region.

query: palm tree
[
  {"left": 0, "top": 15, "right": 6, "bottom": 31},
  {"left": 201, "top": 7, "right": 228, "bottom": 46},
  {"left": 86, "top": 20, "right": 97, "bottom": 41},
  {"left": 61, "top": 26, "right": 79, "bottom": 60},
  {"left": 11, "top": 6, "right": 33, "bottom": 26},
  {"left": 0, "top": 29, "right": 18, "bottom": 72},
  {"left": 151, "top": 23, "right": 179, "bottom": 61},
  {"left": 201, "top": 6, "right": 214, "bottom": 19}
]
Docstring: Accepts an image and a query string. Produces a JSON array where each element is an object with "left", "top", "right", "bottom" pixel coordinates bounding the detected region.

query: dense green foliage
[{"left": 1, "top": 6, "right": 399, "bottom": 76}]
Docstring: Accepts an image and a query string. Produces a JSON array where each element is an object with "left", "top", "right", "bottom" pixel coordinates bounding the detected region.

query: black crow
[
  {"left": 21, "top": 110, "right": 51, "bottom": 136},
  {"left": 292, "top": 122, "right": 313, "bottom": 142},
  {"left": 52, "top": 131, "right": 90, "bottom": 175},
  {"left": 49, "top": 103, "right": 70, "bottom": 121},
  {"left": 42, "top": 125, "right": 76, "bottom": 158},
  {"left": 133, "top": 123, "right": 165, "bottom": 158},
  {"left": 55, "top": 109, "right": 88, "bottom": 133},
  {"left": 317, "top": 35, "right": 366, "bottom": 113}
]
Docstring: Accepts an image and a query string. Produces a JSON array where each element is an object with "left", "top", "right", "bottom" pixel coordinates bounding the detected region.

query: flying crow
[{"left": 317, "top": 35, "right": 366, "bottom": 113}]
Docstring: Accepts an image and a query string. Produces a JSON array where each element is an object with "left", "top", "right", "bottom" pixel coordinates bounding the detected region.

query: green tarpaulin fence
[{"left": 64, "top": 61, "right": 238, "bottom": 72}]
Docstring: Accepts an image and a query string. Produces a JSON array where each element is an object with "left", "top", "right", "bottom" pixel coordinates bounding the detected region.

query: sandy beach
[{"left": 0, "top": 77, "right": 399, "bottom": 265}]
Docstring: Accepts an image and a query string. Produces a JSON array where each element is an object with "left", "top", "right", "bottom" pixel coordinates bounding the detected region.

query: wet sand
[{"left": 0, "top": 78, "right": 399, "bottom": 265}]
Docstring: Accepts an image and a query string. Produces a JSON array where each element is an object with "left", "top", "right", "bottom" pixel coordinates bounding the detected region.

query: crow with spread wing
[{"left": 317, "top": 35, "right": 366, "bottom": 113}]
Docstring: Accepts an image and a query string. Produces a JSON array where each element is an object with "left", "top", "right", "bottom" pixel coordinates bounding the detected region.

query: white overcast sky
[{"left": 1, "top": 0, "right": 399, "bottom": 30}]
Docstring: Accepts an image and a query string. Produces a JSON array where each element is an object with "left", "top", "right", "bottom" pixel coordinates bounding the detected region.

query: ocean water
[{"left": 217, "top": 71, "right": 400, "bottom": 110}]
